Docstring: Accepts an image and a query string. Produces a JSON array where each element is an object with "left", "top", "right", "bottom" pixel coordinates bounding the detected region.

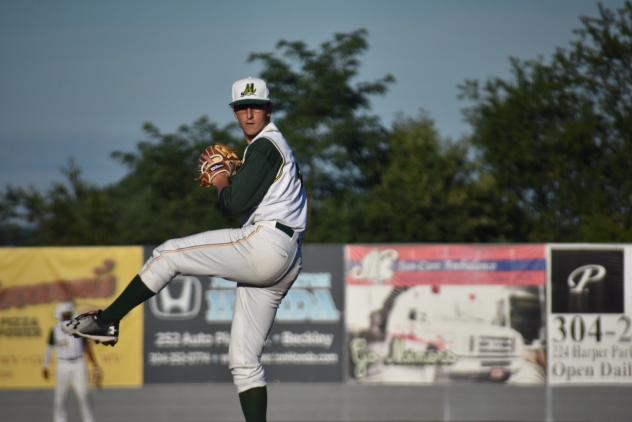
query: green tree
[
  {"left": 1, "top": 29, "right": 395, "bottom": 245},
  {"left": 106, "top": 117, "right": 240, "bottom": 244},
  {"left": 460, "top": 1, "right": 632, "bottom": 241},
  {"left": 0, "top": 118, "right": 240, "bottom": 246},
  {"left": 1, "top": 159, "right": 115, "bottom": 245},
  {"left": 359, "top": 113, "right": 516, "bottom": 242},
  {"left": 249, "top": 29, "right": 394, "bottom": 201}
]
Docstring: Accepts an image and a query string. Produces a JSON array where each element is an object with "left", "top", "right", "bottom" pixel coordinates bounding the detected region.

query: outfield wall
[{"left": 1, "top": 243, "right": 630, "bottom": 388}]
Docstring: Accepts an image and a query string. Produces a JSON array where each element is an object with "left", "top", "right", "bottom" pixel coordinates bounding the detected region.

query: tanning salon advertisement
[
  {"left": 143, "top": 245, "right": 344, "bottom": 383},
  {"left": 345, "top": 244, "right": 547, "bottom": 384},
  {"left": 548, "top": 244, "right": 632, "bottom": 384}
]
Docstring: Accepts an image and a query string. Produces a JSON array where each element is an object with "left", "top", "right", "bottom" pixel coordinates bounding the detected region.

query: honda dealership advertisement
[
  {"left": 548, "top": 244, "right": 632, "bottom": 384},
  {"left": 143, "top": 245, "right": 344, "bottom": 383},
  {"left": 345, "top": 245, "right": 547, "bottom": 384}
]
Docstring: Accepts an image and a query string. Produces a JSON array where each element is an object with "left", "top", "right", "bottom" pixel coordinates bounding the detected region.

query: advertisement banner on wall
[
  {"left": 143, "top": 244, "right": 344, "bottom": 383},
  {"left": 548, "top": 244, "right": 632, "bottom": 384},
  {"left": 345, "top": 244, "right": 547, "bottom": 384},
  {"left": 0, "top": 247, "right": 144, "bottom": 388}
]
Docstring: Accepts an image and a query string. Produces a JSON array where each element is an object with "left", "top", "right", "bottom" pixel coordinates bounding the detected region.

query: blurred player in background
[{"left": 43, "top": 301, "right": 101, "bottom": 422}]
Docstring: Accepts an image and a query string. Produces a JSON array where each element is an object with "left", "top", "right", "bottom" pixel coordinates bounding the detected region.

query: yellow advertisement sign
[{"left": 0, "top": 247, "right": 144, "bottom": 388}]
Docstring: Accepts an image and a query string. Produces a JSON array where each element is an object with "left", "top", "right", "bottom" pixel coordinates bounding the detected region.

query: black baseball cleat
[{"left": 62, "top": 310, "right": 119, "bottom": 346}]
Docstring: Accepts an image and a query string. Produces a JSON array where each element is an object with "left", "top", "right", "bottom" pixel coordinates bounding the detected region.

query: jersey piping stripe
[
  {"left": 245, "top": 136, "right": 285, "bottom": 182},
  {"left": 266, "top": 137, "right": 285, "bottom": 181},
  {"left": 141, "top": 225, "right": 263, "bottom": 276}
]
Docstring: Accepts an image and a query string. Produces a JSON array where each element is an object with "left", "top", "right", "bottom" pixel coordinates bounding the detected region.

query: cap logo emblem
[{"left": 240, "top": 83, "right": 256, "bottom": 97}]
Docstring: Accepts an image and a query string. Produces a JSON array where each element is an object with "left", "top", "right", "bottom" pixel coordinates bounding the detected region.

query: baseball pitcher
[{"left": 63, "top": 77, "right": 308, "bottom": 422}]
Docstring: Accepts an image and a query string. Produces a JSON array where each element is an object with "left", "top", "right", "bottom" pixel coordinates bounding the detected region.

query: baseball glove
[{"left": 197, "top": 144, "right": 242, "bottom": 187}]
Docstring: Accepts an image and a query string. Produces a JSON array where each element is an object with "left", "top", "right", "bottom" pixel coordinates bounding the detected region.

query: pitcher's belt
[
  {"left": 255, "top": 221, "right": 295, "bottom": 238},
  {"left": 58, "top": 356, "right": 82, "bottom": 361},
  {"left": 275, "top": 222, "right": 294, "bottom": 238}
]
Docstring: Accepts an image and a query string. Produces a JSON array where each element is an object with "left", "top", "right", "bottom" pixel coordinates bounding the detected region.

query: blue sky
[{"left": 0, "top": 0, "right": 625, "bottom": 190}]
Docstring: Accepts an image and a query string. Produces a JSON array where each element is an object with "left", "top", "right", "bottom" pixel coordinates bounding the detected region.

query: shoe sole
[{"left": 62, "top": 324, "right": 118, "bottom": 346}]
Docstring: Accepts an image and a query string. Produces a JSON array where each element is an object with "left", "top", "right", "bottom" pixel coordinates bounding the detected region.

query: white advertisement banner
[{"left": 346, "top": 244, "right": 547, "bottom": 384}]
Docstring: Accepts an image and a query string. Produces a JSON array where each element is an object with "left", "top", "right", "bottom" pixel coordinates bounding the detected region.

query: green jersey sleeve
[{"left": 219, "top": 137, "right": 283, "bottom": 219}]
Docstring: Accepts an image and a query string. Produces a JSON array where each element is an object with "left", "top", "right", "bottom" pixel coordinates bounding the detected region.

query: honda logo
[
  {"left": 568, "top": 264, "right": 606, "bottom": 294},
  {"left": 149, "top": 276, "right": 202, "bottom": 320}
]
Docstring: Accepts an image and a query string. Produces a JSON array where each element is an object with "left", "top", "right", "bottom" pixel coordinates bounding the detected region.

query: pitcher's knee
[
  {"left": 140, "top": 239, "right": 181, "bottom": 291},
  {"left": 152, "top": 238, "right": 179, "bottom": 257},
  {"left": 230, "top": 364, "right": 266, "bottom": 393}
]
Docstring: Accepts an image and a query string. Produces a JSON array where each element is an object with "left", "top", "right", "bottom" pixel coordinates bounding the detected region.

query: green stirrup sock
[
  {"left": 238, "top": 386, "right": 267, "bottom": 422},
  {"left": 100, "top": 275, "right": 155, "bottom": 323}
]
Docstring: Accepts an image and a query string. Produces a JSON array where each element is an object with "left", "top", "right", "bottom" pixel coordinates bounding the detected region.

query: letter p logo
[{"left": 568, "top": 264, "right": 606, "bottom": 294}]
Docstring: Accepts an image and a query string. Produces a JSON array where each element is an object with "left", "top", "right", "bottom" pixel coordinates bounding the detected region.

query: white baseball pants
[
  {"left": 139, "top": 221, "right": 303, "bottom": 392},
  {"left": 54, "top": 359, "right": 94, "bottom": 422}
]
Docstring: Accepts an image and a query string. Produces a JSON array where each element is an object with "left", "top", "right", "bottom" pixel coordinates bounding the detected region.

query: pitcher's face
[{"left": 233, "top": 104, "right": 271, "bottom": 142}]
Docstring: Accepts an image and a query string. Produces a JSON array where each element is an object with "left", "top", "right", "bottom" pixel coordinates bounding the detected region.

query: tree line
[{"left": 2, "top": 2, "right": 631, "bottom": 246}]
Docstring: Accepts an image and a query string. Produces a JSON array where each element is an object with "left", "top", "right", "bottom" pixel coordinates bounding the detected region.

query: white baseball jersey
[
  {"left": 51, "top": 324, "right": 86, "bottom": 360},
  {"left": 242, "top": 122, "right": 307, "bottom": 232}
]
